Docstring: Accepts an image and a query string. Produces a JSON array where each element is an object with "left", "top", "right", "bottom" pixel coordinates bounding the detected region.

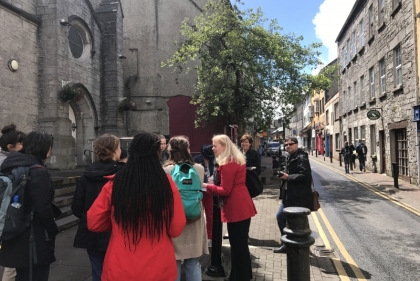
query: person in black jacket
[
  {"left": 240, "top": 134, "right": 261, "bottom": 176},
  {"left": 72, "top": 134, "right": 123, "bottom": 281},
  {"left": 0, "top": 131, "right": 56, "bottom": 281},
  {"left": 273, "top": 136, "right": 313, "bottom": 254}
]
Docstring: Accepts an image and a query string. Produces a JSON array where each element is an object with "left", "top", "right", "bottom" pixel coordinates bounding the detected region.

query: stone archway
[{"left": 68, "top": 84, "right": 98, "bottom": 167}]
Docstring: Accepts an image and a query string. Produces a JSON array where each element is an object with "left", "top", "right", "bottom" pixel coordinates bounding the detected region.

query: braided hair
[{"left": 112, "top": 132, "right": 174, "bottom": 247}]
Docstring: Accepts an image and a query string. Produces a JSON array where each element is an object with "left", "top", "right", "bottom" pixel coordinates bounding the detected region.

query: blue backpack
[{"left": 170, "top": 163, "right": 203, "bottom": 222}]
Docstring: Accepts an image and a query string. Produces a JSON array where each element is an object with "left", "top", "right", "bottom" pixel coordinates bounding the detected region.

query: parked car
[{"left": 265, "top": 142, "right": 280, "bottom": 156}]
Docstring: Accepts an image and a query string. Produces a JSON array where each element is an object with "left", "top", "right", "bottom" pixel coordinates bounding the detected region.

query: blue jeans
[
  {"left": 358, "top": 156, "right": 366, "bottom": 171},
  {"left": 87, "top": 249, "right": 106, "bottom": 281},
  {"left": 176, "top": 258, "right": 201, "bottom": 281},
  {"left": 276, "top": 202, "right": 287, "bottom": 237}
]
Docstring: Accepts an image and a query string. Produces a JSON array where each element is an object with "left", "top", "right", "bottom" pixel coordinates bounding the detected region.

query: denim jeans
[
  {"left": 344, "top": 158, "right": 350, "bottom": 173},
  {"left": 358, "top": 156, "right": 366, "bottom": 171},
  {"left": 275, "top": 202, "right": 287, "bottom": 237},
  {"left": 176, "top": 258, "right": 201, "bottom": 281},
  {"left": 87, "top": 249, "right": 106, "bottom": 281}
]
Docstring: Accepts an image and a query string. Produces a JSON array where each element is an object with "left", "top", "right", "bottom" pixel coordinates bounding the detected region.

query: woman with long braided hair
[{"left": 87, "top": 133, "right": 186, "bottom": 280}]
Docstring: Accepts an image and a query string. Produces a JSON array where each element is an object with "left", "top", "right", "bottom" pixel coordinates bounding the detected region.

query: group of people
[
  {"left": 341, "top": 139, "right": 368, "bottom": 174},
  {"left": 0, "top": 124, "right": 313, "bottom": 281}
]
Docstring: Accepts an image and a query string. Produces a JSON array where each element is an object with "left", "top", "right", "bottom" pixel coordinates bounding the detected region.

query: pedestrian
[
  {"left": 202, "top": 134, "right": 257, "bottom": 281},
  {"left": 119, "top": 148, "right": 128, "bottom": 163},
  {"left": 0, "top": 124, "right": 26, "bottom": 281},
  {"left": 193, "top": 144, "right": 215, "bottom": 247},
  {"left": 163, "top": 136, "right": 208, "bottom": 281},
  {"left": 0, "top": 131, "right": 57, "bottom": 281},
  {"left": 87, "top": 132, "right": 186, "bottom": 281},
  {"left": 341, "top": 141, "right": 352, "bottom": 174},
  {"left": 240, "top": 134, "right": 261, "bottom": 176},
  {"left": 349, "top": 142, "right": 356, "bottom": 170},
  {"left": 274, "top": 136, "right": 313, "bottom": 254},
  {"left": 72, "top": 134, "right": 124, "bottom": 281},
  {"left": 158, "top": 134, "right": 169, "bottom": 165},
  {"left": 356, "top": 139, "right": 368, "bottom": 172},
  {"left": 257, "top": 144, "right": 263, "bottom": 162}
]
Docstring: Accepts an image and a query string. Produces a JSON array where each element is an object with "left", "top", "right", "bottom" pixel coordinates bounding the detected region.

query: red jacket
[
  {"left": 207, "top": 161, "right": 257, "bottom": 223},
  {"left": 87, "top": 175, "right": 186, "bottom": 281}
]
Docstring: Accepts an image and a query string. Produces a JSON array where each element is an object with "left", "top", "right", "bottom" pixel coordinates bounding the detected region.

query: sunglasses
[{"left": 285, "top": 142, "right": 297, "bottom": 146}]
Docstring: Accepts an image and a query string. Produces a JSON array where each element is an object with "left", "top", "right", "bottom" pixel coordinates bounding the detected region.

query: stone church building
[{"left": 0, "top": 0, "right": 215, "bottom": 169}]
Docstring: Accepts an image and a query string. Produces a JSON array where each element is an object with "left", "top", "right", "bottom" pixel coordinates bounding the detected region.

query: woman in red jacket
[
  {"left": 87, "top": 133, "right": 186, "bottom": 281},
  {"left": 202, "top": 134, "right": 257, "bottom": 281}
]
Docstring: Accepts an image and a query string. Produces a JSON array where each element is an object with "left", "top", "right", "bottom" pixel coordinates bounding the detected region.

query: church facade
[{"left": 0, "top": 0, "right": 215, "bottom": 169}]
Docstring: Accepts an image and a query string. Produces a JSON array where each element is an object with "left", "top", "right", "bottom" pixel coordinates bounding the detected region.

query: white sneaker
[{"left": 208, "top": 239, "right": 212, "bottom": 248}]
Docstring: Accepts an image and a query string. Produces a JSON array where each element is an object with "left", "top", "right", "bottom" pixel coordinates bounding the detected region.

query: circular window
[{"left": 69, "top": 27, "right": 84, "bottom": 59}]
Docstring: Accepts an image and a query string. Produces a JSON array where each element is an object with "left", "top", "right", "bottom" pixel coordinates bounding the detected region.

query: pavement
[{"left": 1, "top": 154, "right": 419, "bottom": 280}]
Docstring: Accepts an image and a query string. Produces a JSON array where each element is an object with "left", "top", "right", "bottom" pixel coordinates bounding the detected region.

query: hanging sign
[{"left": 367, "top": 109, "right": 381, "bottom": 120}]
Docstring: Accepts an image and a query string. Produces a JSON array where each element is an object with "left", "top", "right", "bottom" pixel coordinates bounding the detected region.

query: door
[
  {"left": 380, "top": 130, "right": 386, "bottom": 173},
  {"left": 395, "top": 128, "right": 409, "bottom": 181}
]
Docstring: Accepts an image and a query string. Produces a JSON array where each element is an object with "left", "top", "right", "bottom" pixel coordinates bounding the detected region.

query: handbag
[
  {"left": 312, "top": 190, "right": 320, "bottom": 211},
  {"left": 246, "top": 169, "right": 263, "bottom": 198}
]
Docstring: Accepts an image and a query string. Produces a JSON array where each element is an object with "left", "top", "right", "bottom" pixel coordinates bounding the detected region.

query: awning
[{"left": 300, "top": 123, "right": 312, "bottom": 133}]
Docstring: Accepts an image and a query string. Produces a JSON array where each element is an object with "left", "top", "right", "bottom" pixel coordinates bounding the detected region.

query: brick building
[{"left": 337, "top": 0, "right": 419, "bottom": 183}]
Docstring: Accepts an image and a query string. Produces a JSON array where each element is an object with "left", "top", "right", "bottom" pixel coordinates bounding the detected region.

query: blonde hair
[{"left": 213, "top": 134, "right": 246, "bottom": 166}]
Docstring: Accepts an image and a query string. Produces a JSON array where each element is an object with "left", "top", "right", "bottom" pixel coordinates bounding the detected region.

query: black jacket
[
  {"left": 193, "top": 154, "right": 214, "bottom": 183},
  {"left": 282, "top": 149, "right": 313, "bottom": 209},
  {"left": 0, "top": 152, "right": 58, "bottom": 268},
  {"left": 244, "top": 149, "right": 261, "bottom": 176},
  {"left": 72, "top": 160, "right": 123, "bottom": 251}
]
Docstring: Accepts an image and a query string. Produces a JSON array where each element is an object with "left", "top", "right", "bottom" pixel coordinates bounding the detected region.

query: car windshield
[{"left": 269, "top": 143, "right": 280, "bottom": 147}]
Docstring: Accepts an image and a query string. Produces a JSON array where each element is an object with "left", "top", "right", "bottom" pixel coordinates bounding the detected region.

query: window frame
[
  {"left": 353, "top": 81, "right": 358, "bottom": 108},
  {"left": 369, "top": 5, "right": 374, "bottom": 39},
  {"left": 378, "top": 0, "right": 385, "bottom": 27},
  {"left": 369, "top": 67, "right": 375, "bottom": 99},
  {"left": 360, "top": 20, "right": 365, "bottom": 47},
  {"left": 352, "top": 30, "right": 357, "bottom": 56},
  {"left": 379, "top": 58, "right": 386, "bottom": 94},
  {"left": 394, "top": 46, "right": 402, "bottom": 87},
  {"left": 360, "top": 75, "right": 365, "bottom": 105}
]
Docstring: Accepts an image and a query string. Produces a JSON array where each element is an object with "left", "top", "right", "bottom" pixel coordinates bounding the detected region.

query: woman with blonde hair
[
  {"left": 202, "top": 134, "right": 256, "bottom": 281},
  {"left": 163, "top": 136, "right": 208, "bottom": 281}
]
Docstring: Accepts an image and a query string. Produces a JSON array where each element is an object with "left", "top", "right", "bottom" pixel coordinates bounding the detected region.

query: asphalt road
[{"left": 311, "top": 160, "right": 420, "bottom": 281}]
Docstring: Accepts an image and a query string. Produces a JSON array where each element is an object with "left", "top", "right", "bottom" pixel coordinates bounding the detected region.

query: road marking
[
  {"left": 312, "top": 159, "right": 420, "bottom": 217},
  {"left": 312, "top": 212, "right": 350, "bottom": 281}
]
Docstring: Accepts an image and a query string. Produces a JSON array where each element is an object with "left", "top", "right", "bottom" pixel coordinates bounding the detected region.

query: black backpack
[
  {"left": 0, "top": 165, "right": 42, "bottom": 241},
  {"left": 361, "top": 144, "right": 367, "bottom": 155},
  {"left": 246, "top": 169, "right": 263, "bottom": 198}
]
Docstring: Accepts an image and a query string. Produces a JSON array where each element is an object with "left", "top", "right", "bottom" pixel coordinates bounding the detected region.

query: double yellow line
[{"left": 309, "top": 158, "right": 420, "bottom": 280}]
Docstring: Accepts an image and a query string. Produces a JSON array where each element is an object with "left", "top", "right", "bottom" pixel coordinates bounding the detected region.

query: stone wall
[
  {"left": 0, "top": 5, "right": 39, "bottom": 133},
  {"left": 337, "top": 0, "right": 418, "bottom": 183},
  {"left": 121, "top": 0, "right": 207, "bottom": 135}
]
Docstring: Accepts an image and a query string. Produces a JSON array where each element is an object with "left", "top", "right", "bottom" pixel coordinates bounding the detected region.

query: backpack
[
  {"left": 360, "top": 144, "right": 367, "bottom": 155},
  {"left": 170, "top": 163, "right": 203, "bottom": 222},
  {"left": 0, "top": 165, "right": 42, "bottom": 241}
]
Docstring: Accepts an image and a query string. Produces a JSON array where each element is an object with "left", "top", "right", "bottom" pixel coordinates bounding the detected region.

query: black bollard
[
  {"left": 339, "top": 153, "right": 342, "bottom": 166},
  {"left": 281, "top": 207, "right": 315, "bottom": 281},
  {"left": 315, "top": 149, "right": 318, "bottom": 157},
  {"left": 206, "top": 195, "right": 225, "bottom": 277},
  {"left": 392, "top": 162, "right": 399, "bottom": 189},
  {"left": 330, "top": 150, "right": 333, "bottom": 163}
]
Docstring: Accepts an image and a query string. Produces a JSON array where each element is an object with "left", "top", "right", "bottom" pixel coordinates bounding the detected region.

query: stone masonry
[{"left": 337, "top": 0, "right": 418, "bottom": 183}]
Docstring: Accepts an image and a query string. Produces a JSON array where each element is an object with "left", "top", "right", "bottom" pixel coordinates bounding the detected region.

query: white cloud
[{"left": 313, "top": 0, "right": 356, "bottom": 63}]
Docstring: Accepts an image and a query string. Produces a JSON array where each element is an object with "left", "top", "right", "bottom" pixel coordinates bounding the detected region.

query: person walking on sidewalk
[
  {"left": 274, "top": 137, "right": 313, "bottom": 254},
  {"left": 356, "top": 139, "right": 368, "bottom": 172},
  {"left": 72, "top": 134, "right": 124, "bottom": 281},
  {"left": 349, "top": 142, "right": 356, "bottom": 170},
  {"left": 202, "top": 134, "right": 257, "bottom": 281},
  {"left": 341, "top": 142, "right": 352, "bottom": 174}
]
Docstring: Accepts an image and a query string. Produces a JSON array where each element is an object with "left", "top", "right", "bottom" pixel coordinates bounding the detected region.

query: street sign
[{"left": 367, "top": 109, "right": 381, "bottom": 120}]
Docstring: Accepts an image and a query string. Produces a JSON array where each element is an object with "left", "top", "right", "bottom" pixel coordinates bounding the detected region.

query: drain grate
[{"left": 312, "top": 246, "right": 337, "bottom": 259}]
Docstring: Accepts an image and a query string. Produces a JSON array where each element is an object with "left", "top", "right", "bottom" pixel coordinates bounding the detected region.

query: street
[{"left": 309, "top": 156, "right": 420, "bottom": 281}]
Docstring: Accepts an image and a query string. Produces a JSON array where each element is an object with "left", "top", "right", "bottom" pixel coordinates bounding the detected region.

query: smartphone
[{"left": 276, "top": 171, "right": 284, "bottom": 177}]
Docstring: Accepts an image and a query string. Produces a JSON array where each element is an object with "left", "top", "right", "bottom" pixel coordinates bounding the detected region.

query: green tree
[{"left": 163, "top": 0, "right": 335, "bottom": 135}]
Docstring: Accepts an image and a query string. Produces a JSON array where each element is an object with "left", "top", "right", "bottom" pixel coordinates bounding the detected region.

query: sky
[{"left": 234, "top": 0, "right": 356, "bottom": 73}]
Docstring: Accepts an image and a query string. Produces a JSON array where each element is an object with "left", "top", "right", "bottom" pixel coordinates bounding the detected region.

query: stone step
[
  {"left": 52, "top": 176, "right": 80, "bottom": 189},
  {"left": 54, "top": 185, "right": 77, "bottom": 197},
  {"left": 54, "top": 195, "right": 73, "bottom": 207},
  {"left": 56, "top": 215, "right": 79, "bottom": 232},
  {"left": 57, "top": 205, "right": 73, "bottom": 220}
]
